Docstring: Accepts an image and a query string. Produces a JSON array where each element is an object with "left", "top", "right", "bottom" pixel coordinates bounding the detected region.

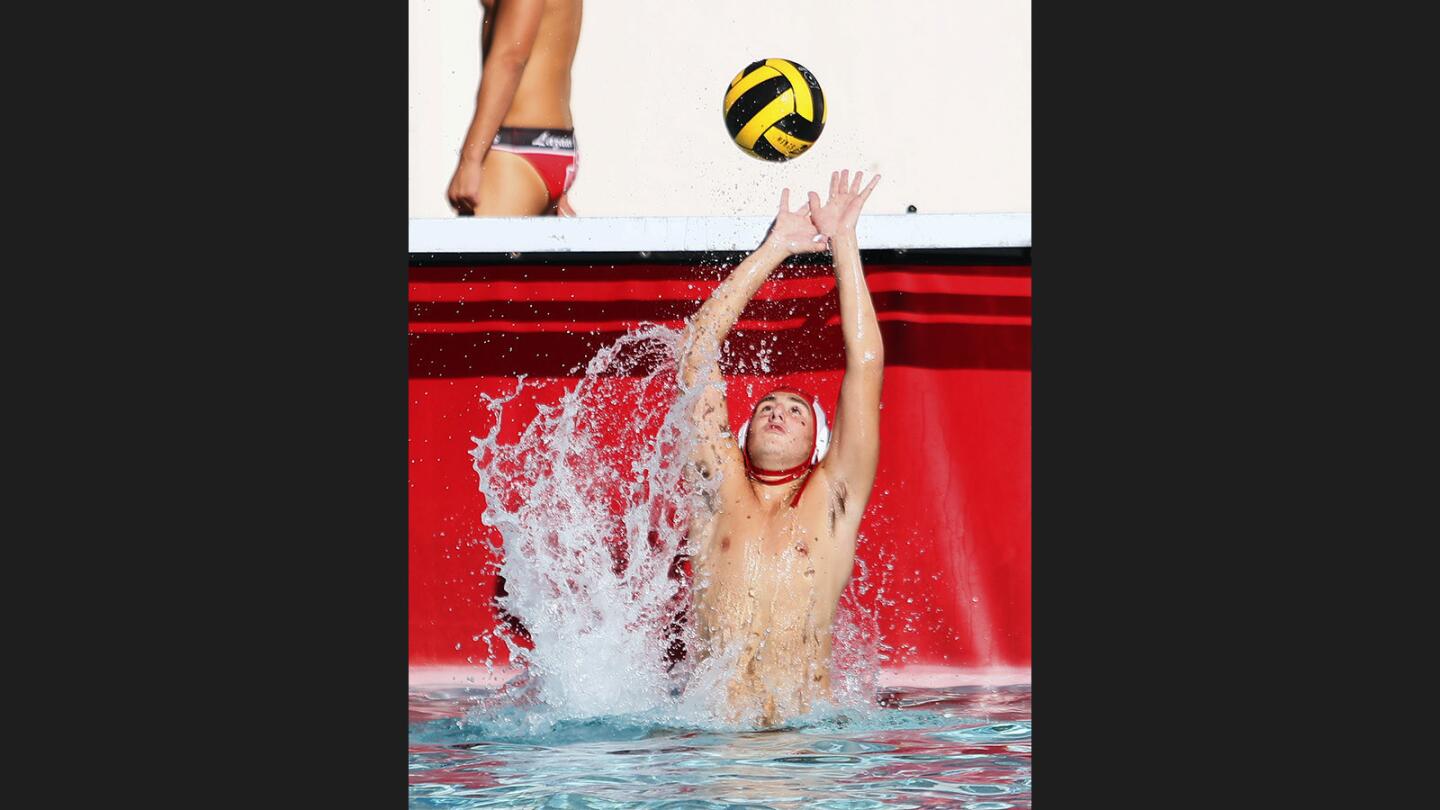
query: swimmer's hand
[
  {"left": 808, "top": 170, "right": 881, "bottom": 239},
  {"left": 763, "top": 187, "right": 830, "bottom": 254},
  {"left": 447, "top": 156, "right": 485, "bottom": 216}
]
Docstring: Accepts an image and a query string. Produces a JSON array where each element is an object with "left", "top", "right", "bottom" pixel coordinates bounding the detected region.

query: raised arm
[
  {"left": 809, "top": 170, "right": 884, "bottom": 515},
  {"left": 447, "top": 0, "right": 546, "bottom": 214},
  {"left": 679, "top": 189, "right": 828, "bottom": 482}
]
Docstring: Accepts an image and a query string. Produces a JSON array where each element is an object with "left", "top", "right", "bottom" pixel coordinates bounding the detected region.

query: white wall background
[{"left": 410, "top": 1, "right": 1030, "bottom": 218}]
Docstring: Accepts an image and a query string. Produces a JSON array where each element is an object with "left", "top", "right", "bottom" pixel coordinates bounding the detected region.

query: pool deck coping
[{"left": 410, "top": 213, "right": 1030, "bottom": 255}]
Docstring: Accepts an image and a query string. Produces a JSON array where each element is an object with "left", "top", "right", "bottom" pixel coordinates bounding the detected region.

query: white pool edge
[{"left": 409, "top": 213, "right": 1030, "bottom": 254}]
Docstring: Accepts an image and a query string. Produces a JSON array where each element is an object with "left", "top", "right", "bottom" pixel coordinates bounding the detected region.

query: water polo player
[
  {"left": 447, "top": 0, "right": 582, "bottom": 217},
  {"left": 678, "top": 169, "right": 884, "bottom": 726}
]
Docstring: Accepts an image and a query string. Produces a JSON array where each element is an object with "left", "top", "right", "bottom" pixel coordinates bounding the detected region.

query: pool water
[
  {"left": 416, "top": 324, "right": 1030, "bottom": 807},
  {"left": 409, "top": 682, "right": 1031, "bottom": 808}
]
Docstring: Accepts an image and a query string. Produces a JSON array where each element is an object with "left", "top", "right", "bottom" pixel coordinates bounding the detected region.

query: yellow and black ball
[{"left": 723, "top": 58, "right": 826, "bottom": 162}]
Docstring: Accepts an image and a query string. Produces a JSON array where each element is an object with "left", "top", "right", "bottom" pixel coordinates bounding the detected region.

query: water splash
[
  {"left": 470, "top": 325, "right": 696, "bottom": 720},
  {"left": 468, "top": 323, "right": 886, "bottom": 729}
]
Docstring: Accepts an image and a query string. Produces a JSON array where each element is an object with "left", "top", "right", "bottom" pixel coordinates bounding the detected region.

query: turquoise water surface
[{"left": 409, "top": 682, "right": 1031, "bottom": 809}]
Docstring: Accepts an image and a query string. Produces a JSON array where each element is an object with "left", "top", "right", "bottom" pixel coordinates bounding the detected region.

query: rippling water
[{"left": 409, "top": 682, "right": 1031, "bottom": 808}]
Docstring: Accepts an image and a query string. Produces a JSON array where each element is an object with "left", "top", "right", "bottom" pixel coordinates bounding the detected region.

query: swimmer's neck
[{"left": 748, "top": 476, "right": 808, "bottom": 511}]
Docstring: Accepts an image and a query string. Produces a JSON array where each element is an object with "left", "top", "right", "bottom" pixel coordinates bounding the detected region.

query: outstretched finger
[
  {"left": 829, "top": 171, "right": 840, "bottom": 199},
  {"left": 779, "top": 187, "right": 790, "bottom": 211},
  {"left": 839, "top": 169, "right": 849, "bottom": 194},
  {"left": 851, "top": 171, "right": 865, "bottom": 195},
  {"left": 859, "top": 174, "right": 881, "bottom": 201},
  {"left": 808, "top": 190, "right": 822, "bottom": 213}
]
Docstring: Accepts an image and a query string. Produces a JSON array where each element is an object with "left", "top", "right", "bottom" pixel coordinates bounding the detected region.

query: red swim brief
[{"left": 490, "top": 127, "right": 579, "bottom": 207}]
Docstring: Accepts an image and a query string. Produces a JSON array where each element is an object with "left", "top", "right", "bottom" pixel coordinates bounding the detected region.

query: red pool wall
[{"left": 409, "top": 258, "right": 1030, "bottom": 669}]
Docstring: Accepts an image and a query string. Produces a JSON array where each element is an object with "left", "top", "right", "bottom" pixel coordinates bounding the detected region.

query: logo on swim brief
[{"left": 530, "top": 131, "right": 575, "bottom": 150}]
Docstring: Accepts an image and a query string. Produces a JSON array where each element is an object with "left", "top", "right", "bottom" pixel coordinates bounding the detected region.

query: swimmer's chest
[{"left": 707, "top": 485, "right": 835, "bottom": 566}]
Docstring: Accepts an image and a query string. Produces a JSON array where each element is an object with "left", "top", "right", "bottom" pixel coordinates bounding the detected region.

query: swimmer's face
[{"left": 745, "top": 393, "right": 814, "bottom": 467}]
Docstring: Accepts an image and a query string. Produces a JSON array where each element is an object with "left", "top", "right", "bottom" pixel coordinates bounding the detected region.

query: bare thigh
[{"left": 476, "top": 150, "right": 552, "bottom": 216}]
